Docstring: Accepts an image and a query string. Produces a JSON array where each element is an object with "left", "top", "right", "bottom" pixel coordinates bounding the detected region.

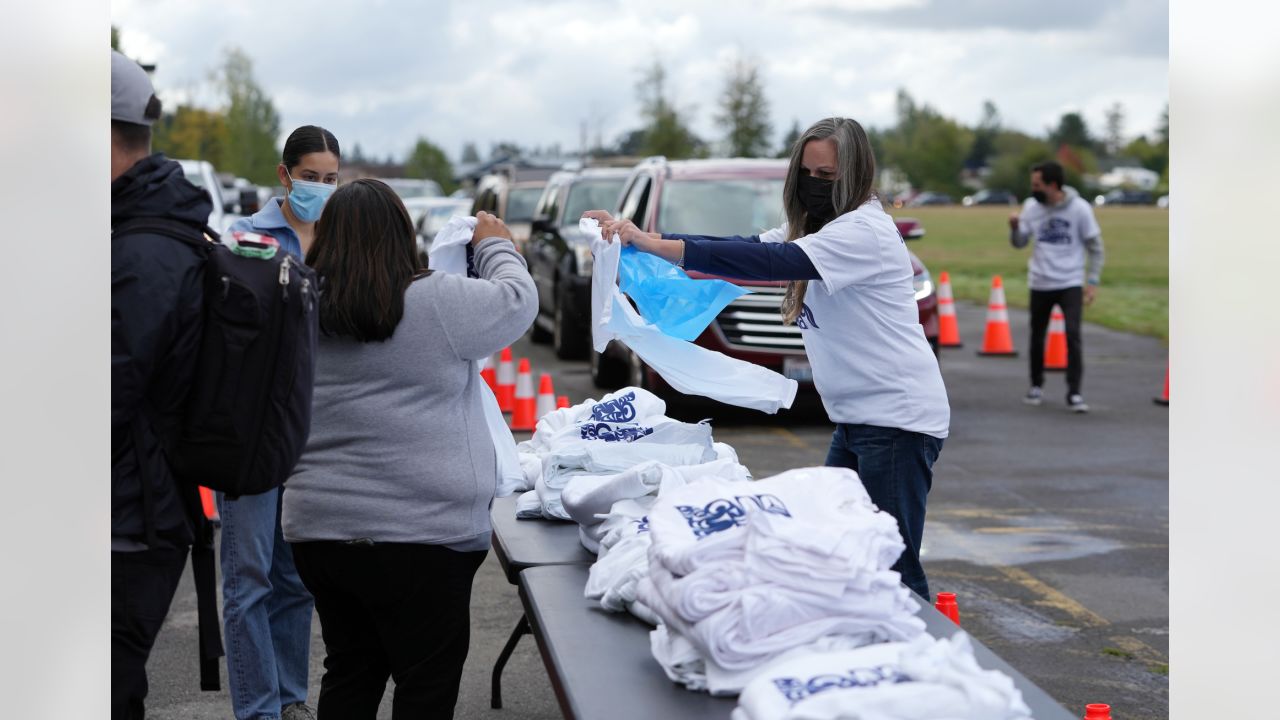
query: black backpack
[{"left": 112, "top": 218, "right": 319, "bottom": 498}]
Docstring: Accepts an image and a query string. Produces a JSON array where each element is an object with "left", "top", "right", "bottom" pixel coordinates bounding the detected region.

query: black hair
[
  {"left": 1032, "top": 161, "right": 1065, "bottom": 189},
  {"left": 306, "top": 179, "right": 424, "bottom": 342},
  {"left": 111, "top": 120, "right": 152, "bottom": 154},
  {"left": 282, "top": 125, "right": 341, "bottom": 169}
]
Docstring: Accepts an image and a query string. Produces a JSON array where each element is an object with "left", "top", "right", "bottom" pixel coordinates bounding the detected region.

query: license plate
[{"left": 783, "top": 358, "right": 813, "bottom": 382}]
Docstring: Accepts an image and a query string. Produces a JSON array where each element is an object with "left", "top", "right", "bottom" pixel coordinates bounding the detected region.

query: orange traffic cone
[
  {"left": 937, "top": 271, "right": 962, "bottom": 348},
  {"left": 557, "top": 395, "right": 570, "bottom": 409},
  {"left": 1083, "top": 703, "right": 1112, "bottom": 720},
  {"left": 1044, "top": 306, "right": 1067, "bottom": 371},
  {"left": 535, "top": 373, "right": 557, "bottom": 420},
  {"left": 934, "top": 592, "right": 961, "bottom": 626},
  {"left": 510, "top": 359, "right": 537, "bottom": 431},
  {"left": 495, "top": 347, "right": 516, "bottom": 412},
  {"left": 199, "top": 486, "right": 220, "bottom": 524},
  {"left": 977, "top": 275, "right": 1017, "bottom": 356},
  {"left": 1154, "top": 364, "right": 1169, "bottom": 406},
  {"left": 481, "top": 364, "right": 497, "bottom": 394}
]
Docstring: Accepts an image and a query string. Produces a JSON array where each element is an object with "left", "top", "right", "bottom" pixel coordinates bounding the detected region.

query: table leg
[{"left": 491, "top": 613, "right": 532, "bottom": 709}]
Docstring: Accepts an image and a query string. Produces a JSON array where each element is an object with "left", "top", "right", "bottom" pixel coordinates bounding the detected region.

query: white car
[{"left": 177, "top": 159, "right": 243, "bottom": 234}]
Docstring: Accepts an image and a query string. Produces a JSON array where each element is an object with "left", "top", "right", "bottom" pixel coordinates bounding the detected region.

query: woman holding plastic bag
[
  {"left": 584, "top": 117, "right": 949, "bottom": 601},
  {"left": 282, "top": 181, "right": 536, "bottom": 717}
]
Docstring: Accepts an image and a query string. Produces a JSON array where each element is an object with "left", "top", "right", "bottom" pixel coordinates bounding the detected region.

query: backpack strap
[{"left": 112, "top": 217, "right": 220, "bottom": 249}]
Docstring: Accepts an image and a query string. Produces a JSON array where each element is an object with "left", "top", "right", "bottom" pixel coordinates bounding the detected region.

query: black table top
[
  {"left": 520, "top": 564, "right": 1077, "bottom": 720},
  {"left": 489, "top": 494, "right": 596, "bottom": 585}
]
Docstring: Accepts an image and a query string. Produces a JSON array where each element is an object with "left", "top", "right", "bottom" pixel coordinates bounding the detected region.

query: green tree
[
  {"left": 715, "top": 56, "right": 772, "bottom": 157},
  {"left": 1049, "top": 112, "right": 1094, "bottom": 152},
  {"left": 460, "top": 142, "right": 480, "bottom": 164},
  {"left": 217, "top": 47, "right": 281, "bottom": 185},
  {"left": 880, "top": 89, "right": 970, "bottom": 196},
  {"left": 405, "top": 137, "right": 457, "bottom": 194},
  {"left": 964, "top": 100, "right": 1000, "bottom": 169},
  {"left": 152, "top": 105, "right": 229, "bottom": 167},
  {"left": 635, "top": 61, "right": 704, "bottom": 159},
  {"left": 776, "top": 119, "right": 801, "bottom": 158},
  {"left": 111, "top": 25, "right": 120, "bottom": 51},
  {"left": 1103, "top": 102, "right": 1126, "bottom": 157}
]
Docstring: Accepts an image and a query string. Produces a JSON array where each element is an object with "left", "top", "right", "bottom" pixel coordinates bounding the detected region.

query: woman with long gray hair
[{"left": 584, "top": 117, "right": 949, "bottom": 601}]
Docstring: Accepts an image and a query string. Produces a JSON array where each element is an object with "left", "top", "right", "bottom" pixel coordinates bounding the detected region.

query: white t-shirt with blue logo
[
  {"left": 1015, "top": 192, "right": 1102, "bottom": 291},
  {"left": 779, "top": 201, "right": 950, "bottom": 438}
]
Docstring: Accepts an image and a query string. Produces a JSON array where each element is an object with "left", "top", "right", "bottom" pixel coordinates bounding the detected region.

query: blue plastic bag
[{"left": 617, "top": 246, "right": 750, "bottom": 341}]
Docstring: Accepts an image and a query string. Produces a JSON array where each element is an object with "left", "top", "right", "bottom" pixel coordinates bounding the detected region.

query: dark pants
[
  {"left": 292, "top": 541, "right": 487, "bottom": 720},
  {"left": 112, "top": 546, "right": 190, "bottom": 720},
  {"left": 1029, "top": 286, "right": 1084, "bottom": 396},
  {"left": 825, "top": 423, "right": 944, "bottom": 601}
]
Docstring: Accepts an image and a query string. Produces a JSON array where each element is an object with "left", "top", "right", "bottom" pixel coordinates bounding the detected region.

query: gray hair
[{"left": 779, "top": 117, "right": 877, "bottom": 325}]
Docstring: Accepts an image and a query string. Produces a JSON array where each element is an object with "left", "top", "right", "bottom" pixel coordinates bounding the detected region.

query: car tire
[
  {"left": 529, "top": 314, "right": 552, "bottom": 343},
  {"left": 590, "top": 342, "right": 626, "bottom": 389},
  {"left": 552, "top": 282, "right": 588, "bottom": 359}
]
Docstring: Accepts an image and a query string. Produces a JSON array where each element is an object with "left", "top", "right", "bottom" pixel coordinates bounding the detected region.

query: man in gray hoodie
[{"left": 1008, "top": 161, "right": 1104, "bottom": 413}]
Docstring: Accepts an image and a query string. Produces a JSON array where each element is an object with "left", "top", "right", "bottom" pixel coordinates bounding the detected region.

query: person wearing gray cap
[{"left": 111, "top": 49, "right": 221, "bottom": 719}]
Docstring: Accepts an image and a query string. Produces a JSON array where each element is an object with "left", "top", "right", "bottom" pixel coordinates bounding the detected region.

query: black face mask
[
  {"left": 1032, "top": 190, "right": 1048, "bottom": 204},
  {"left": 798, "top": 174, "right": 836, "bottom": 226}
]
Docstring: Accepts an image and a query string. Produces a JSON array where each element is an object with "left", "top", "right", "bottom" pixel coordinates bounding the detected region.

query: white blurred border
[
  {"left": 1170, "top": 0, "right": 1280, "bottom": 717},
  {"left": 0, "top": 0, "right": 110, "bottom": 715}
]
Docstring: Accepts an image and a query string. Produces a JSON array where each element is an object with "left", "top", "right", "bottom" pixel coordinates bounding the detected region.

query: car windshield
[
  {"left": 178, "top": 163, "right": 205, "bottom": 188},
  {"left": 656, "top": 179, "right": 785, "bottom": 236},
  {"left": 562, "top": 179, "right": 626, "bottom": 227},
  {"left": 388, "top": 181, "right": 440, "bottom": 200},
  {"left": 506, "top": 187, "right": 543, "bottom": 222}
]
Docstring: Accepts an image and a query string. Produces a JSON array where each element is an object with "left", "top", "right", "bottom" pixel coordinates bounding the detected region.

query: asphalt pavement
[{"left": 144, "top": 298, "right": 1168, "bottom": 720}]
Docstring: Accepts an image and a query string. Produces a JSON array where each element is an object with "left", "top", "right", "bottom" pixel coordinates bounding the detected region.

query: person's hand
[
  {"left": 1084, "top": 284, "right": 1097, "bottom": 306},
  {"left": 473, "top": 211, "right": 512, "bottom": 246},
  {"left": 1008, "top": 212, "right": 1020, "bottom": 231},
  {"left": 581, "top": 209, "right": 615, "bottom": 225},
  {"left": 600, "top": 218, "right": 658, "bottom": 252}
]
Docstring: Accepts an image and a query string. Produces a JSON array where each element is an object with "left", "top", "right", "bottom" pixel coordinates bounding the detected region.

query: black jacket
[{"left": 111, "top": 154, "right": 211, "bottom": 550}]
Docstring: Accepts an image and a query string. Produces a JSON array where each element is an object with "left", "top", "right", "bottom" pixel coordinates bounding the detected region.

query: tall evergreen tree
[
  {"left": 715, "top": 56, "right": 772, "bottom": 157},
  {"left": 217, "top": 48, "right": 281, "bottom": 185}
]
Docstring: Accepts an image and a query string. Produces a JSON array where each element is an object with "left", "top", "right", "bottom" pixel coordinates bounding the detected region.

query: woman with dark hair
[
  {"left": 584, "top": 117, "right": 949, "bottom": 602},
  {"left": 281, "top": 180, "right": 537, "bottom": 718},
  {"left": 217, "top": 124, "right": 340, "bottom": 720}
]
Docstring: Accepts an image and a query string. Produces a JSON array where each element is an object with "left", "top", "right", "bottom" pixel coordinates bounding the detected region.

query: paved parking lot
[{"left": 146, "top": 298, "right": 1168, "bottom": 719}]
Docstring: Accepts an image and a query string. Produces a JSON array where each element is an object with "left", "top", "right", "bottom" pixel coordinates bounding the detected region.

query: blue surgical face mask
[{"left": 286, "top": 174, "right": 335, "bottom": 222}]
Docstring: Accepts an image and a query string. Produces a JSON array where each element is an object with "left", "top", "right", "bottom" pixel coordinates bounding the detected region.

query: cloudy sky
[{"left": 111, "top": 0, "right": 1168, "bottom": 163}]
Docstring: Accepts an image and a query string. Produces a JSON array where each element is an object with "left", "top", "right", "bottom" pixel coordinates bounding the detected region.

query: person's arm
[
  {"left": 680, "top": 239, "right": 821, "bottom": 281},
  {"left": 661, "top": 232, "right": 762, "bottom": 244},
  {"left": 1009, "top": 211, "right": 1031, "bottom": 248},
  {"left": 430, "top": 236, "right": 539, "bottom": 361},
  {"left": 1082, "top": 205, "right": 1104, "bottom": 304}
]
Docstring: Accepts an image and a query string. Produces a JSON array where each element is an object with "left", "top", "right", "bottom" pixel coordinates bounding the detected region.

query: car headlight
[
  {"left": 572, "top": 243, "right": 594, "bottom": 277},
  {"left": 913, "top": 268, "right": 933, "bottom": 301}
]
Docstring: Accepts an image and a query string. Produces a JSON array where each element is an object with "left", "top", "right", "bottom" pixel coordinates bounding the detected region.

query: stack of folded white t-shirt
[
  {"left": 635, "top": 467, "right": 927, "bottom": 695},
  {"left": 582, "top": 458, "right": 752, "bottom": 621},
  {"left": 732, "top": 632, "right": 1032, "bottom": 720}
]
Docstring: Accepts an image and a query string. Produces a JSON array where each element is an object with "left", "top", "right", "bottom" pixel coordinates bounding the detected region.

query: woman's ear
[{"left": 277, "top": 163, "right": 290, "bottom": 190}]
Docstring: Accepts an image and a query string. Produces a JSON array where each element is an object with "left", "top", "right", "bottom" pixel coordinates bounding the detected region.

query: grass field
[{"left": 893, "top": 206, "right": 1169, "bottom": 340}]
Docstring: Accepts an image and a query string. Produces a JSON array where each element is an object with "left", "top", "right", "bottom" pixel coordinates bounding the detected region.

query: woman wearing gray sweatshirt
[{"left": 281, "top": 179, "right": 537, "bottom": 718}]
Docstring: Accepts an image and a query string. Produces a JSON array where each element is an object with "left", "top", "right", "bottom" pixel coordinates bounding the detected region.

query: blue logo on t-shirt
[
  {"left": 772, "top": 666, "right": 910, "bottom": 705},
  {"left": 579, "top": 422, "right": 653, "bottom": 443},
  {"left": 1038, "top": 216, "right": 1074, "bottom": 245},
  {"left": 590, "top": 391, "right": 638, "bottom": 423},
  {"left": 795, "top": 303, "right": 820, "bottom": 330},
  {"left": 675, "top": 494, "right": 792, "bottom": 539}
]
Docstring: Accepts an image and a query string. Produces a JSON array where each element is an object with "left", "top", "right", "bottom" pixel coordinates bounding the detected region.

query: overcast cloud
[{"left": 111, "top": 0, "right": 1169, "bottom": 163}]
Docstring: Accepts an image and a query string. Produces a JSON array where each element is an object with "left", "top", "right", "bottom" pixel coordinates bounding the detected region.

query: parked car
[
  {"left": 522, "top": 167, "right": 632, "bottom": 358},
  {"left": 177, "top": 158, "right": 240, "bottom": 233},
  {"left": 906, "top": 191, "right": 954, "bottom": 207},
  {"left": 962, "top": 189, "right": 1018, "bottom": 206},
  {"left": 1094, "top": 188, "right": 1154, "bottom": 206},
  {"left": 377, "top": 178, "right": 445, "bottom": 229},
  {"left": 471, "top": 174, "right": 547, "bottom": 252},
  {"left": 413, "top": 197, "right": 473, "bottom": 263},
  {"left": 588, "top": 157, "right": 940, "bottom": 394}
]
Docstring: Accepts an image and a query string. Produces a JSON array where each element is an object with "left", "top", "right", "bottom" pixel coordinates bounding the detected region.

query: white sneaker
[
  {"left": 1023, "top": 386, "right": 1043, "bottom": 405},
  {"left": 1067, "top": 394, "right": 1090, "bottom": 413}
]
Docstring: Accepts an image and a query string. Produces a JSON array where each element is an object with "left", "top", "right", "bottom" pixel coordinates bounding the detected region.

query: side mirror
[
  {"left": 238, "top": 188, "right": 261, "bottom": 216},
  {"left": 530, "top": 216, "right": 552, "bottom": 233}
]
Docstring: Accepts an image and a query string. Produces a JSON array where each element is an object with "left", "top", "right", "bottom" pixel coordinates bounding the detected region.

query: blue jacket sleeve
[
  {"left": 663, "top": 232, "right": 761, "bottom": 243},
  {"left": 680, "top": 238, "right": 821, "bottom": 282}
]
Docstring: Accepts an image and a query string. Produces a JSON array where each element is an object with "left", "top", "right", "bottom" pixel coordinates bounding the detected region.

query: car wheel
[
  {"left": 590, "top": 342, "right": 626, "bottom": 389},
  {"left": 552, "top": 283, "right": 588, "bottom": 359},
  {"left": 529, "top": 313, "right": 552, "bottom": 343}
]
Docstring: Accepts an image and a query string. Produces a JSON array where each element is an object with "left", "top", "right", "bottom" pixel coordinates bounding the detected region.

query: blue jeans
[
  {"left": 217, "top": 487, "right": 313, "bottom": 719},
  {"left": 824, "top": 423, "right": 944, "bottom": 601}
]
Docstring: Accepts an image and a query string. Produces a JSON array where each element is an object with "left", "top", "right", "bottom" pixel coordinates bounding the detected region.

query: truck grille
[{"left": 714, "top": 287, "right": 806, "bottom": 352}]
